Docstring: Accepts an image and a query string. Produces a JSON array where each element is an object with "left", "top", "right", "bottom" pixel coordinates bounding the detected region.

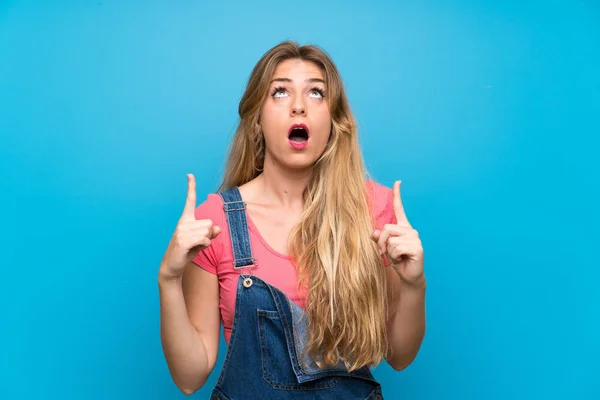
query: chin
[
  {"left": 282, "top": 159, "right": 317, "bottom": 171},
  {"left": 274, "top": 154, "right": 318, "bottom": 171},
  {"left": 265, "top": 145, "right": 325, "bottom": 171}
]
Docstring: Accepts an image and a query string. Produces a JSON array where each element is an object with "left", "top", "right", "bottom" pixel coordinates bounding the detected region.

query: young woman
[{"left": 158, "top": 41, "right": 426, "bottom": 399}]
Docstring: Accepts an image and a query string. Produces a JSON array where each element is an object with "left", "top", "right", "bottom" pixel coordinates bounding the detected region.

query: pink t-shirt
[{"left": 192, "top": 180, "right": 396, "bottom": 345}]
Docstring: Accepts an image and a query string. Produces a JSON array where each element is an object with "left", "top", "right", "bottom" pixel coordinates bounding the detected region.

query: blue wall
[{"left": 1, "top": 1, "right": 598, "bottom": 399}]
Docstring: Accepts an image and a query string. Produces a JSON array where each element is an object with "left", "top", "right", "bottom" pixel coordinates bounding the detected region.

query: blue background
[{"left": 1, "top": 1, "right": 598, "bottom": 399}]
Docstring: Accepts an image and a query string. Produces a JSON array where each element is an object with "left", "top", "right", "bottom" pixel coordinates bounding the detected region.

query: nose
[{"left": 291, "top": 98, "right": 306, "bottom": 116}]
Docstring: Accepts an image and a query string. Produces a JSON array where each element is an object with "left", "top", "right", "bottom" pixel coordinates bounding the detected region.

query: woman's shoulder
[
  {"left": 365, "top": 179, "right": 394, "bottom": 224},
  {"left": 366, "top": 179, "right": 392, "bottom": 195},
  {"left": 194, "top": 192, "right": 225, "bottom": 224},
  {"left": 365, "top": 179, "right": 393, "bottom": 203}
]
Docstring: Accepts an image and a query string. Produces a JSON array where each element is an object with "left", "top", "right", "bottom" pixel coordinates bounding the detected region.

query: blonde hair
[{"left": 219, "top": 41, "right": 388, "bottom": 371}]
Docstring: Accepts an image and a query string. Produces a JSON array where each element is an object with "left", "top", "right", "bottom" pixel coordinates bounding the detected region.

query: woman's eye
[
  {"left": 309, "top": 90, "right": 323, "bottom": 99},
  {"left": 271, "top": 87, "right": 324, "bottom": 99},
  {"left": 309, "top": 88, "right": 326, "bottom": 99},
  {"left": 272, "top": 88, "right": 288, "bottom": 98}
]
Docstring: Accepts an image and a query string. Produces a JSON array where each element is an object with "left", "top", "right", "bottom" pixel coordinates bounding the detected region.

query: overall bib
[{"left": 209, "top": 187, "right": 384, "bottom": 400}]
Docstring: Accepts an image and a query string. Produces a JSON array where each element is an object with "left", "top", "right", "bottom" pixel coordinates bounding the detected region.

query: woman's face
[{"left": 259, "top": 59, "right": 332, "bottom": 171}]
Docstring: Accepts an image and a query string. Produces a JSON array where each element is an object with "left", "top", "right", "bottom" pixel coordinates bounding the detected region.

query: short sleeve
[
  {"left": 367, "top": 180, "right": 396, "bottom": 229},
  {"left": 366, "top": 180, "right": 396, "bottom": 267},
  {"left": 191, "top": 194, "right": 225, "bottom": 275}
]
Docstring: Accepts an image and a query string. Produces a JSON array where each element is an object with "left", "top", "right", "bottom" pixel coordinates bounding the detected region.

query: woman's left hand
[{"left": 372, "top": 181, "right": 425, "bottom": 286}]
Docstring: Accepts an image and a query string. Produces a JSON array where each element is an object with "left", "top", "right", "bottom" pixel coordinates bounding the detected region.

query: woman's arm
[
  {"left": 159, "top": 262, "right": 221, "bottom": 394},
  {"left": 384, "top": 267, "right": 426, "bottom": 370},
  {"left": 374, "top": 180, "right": 426, "bottom": 370}
]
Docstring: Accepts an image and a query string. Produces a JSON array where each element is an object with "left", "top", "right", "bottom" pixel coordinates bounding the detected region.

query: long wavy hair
[{"left": 218, "top": 41, "right": 388, "bottom": 371}]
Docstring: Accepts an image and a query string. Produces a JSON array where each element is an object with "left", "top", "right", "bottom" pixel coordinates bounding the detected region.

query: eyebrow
[{"left": 270, "top": 78, "right": 325, "bottom": 84}]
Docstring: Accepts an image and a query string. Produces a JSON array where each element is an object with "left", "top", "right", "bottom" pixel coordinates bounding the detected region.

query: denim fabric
[{"left": 209, "top": 187, "right": 384, "bottom": 400}]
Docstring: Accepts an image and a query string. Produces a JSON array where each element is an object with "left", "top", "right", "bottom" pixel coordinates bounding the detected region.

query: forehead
[{"left": 271, "top": 59, "right": 324, "bottom": 81}]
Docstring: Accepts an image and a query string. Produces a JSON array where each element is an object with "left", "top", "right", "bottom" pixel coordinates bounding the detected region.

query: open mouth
[
  {"left": 288, "top": 127, "right": 309, "bottom": 142},
  {"left": 288, "top": 123, "right": 310, "bottom": 143}
]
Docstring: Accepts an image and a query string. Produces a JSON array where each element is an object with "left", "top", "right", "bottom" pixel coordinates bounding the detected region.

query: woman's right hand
[{"left": 159, "top": 173, "right": 221, "bottom": 281}]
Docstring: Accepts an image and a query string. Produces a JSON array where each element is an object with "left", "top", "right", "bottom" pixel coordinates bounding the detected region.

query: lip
[
  {"left": 288, "top": 123, "right": 310, "bottom": 138},
  {"left": 288, "top": 140, "right": 308, "bottom": 149},
  {"left": 287, "top": 123, "right": 309, "bottom": 150}
]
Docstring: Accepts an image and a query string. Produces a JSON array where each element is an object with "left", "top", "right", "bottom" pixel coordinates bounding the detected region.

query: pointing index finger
[
  {"left": 393, "top": 180, "right": 411, "bottom": 227},
  {"left": 182, "top": 173, "right": 197, "bottom": 219}
]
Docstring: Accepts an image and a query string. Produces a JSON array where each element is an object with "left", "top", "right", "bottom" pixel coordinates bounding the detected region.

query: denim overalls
[{"left": 209, "top": 187, "right": 384, "bottom": 400}]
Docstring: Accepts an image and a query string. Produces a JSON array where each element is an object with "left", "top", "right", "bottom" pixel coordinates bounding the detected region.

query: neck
[{"left": 256, "top": 154, "right": 313, "bottom": 208}]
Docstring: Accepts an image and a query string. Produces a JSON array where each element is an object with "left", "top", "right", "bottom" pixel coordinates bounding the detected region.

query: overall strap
[{"left": 218, "top": 186, "right": 257, "bottom": 270}]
